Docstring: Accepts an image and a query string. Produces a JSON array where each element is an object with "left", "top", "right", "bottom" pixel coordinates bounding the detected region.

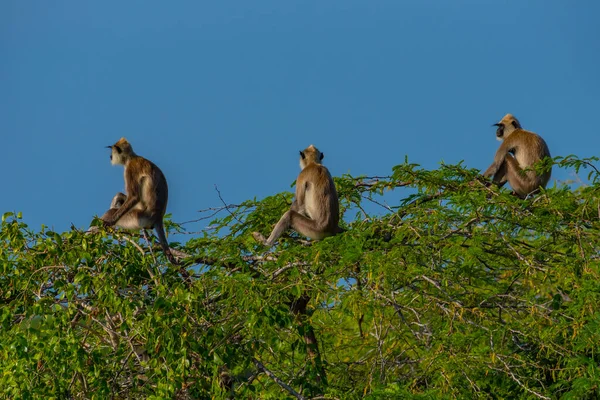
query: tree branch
[{"left": 252, "top": 358, "right": 306, "bottom": 400}]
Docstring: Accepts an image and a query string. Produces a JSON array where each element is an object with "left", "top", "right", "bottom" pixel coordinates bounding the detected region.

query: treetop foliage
[{"left": 2, "top": 155, "right": 600, "bottom": 399}]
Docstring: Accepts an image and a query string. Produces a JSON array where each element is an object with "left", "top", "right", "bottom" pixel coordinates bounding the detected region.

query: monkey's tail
[
  {"left": 154, "top": 220, "right": 180, "bottom": 265},
  {"left": 154, "top": 220, "right": 192, "bottom": 280}
]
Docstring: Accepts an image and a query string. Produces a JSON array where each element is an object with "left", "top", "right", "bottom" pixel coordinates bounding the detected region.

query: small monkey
[
  {"left": 101, "top": 138, "right": 177, "bottom": 264},
  {"left": 87, "top": 193, "right": 127, "bottom": 234},
  {"left": 483, "top": 114, "right": 551, "bottom": 198},
  {"left": 101, "top": 192, "right": 127, "bottom": 220},
  {"left": 253, "top": 144, "right": 343, "bottom": 246}
]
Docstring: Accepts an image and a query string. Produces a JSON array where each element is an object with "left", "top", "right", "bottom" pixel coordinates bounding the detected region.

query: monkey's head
[
  {"left": 299, "top": 144, "right": 324, "bottom": 169},
  {"left": 109, "top": 192, "right": 127, "bottom": 209},
  {"left": 107, "top": 137, "right": 135, "bottom": 165},
  {"left": 493, "top": 114, "right": 522, "bottom": 141}
]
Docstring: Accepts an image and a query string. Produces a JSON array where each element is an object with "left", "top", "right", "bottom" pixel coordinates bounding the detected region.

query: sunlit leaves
[{"left": 2, "top": 157, "right": 600, "bottom": 398}]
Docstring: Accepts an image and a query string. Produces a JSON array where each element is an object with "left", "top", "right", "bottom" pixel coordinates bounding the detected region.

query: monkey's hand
[
  {"left": 482, "top": 168, "right": 494, "bottom": 179},
  {"left": 252, "top": 232, "right": 269, "bottom": 246},
  {"left": 469, "top": 175, "right": 492, "bottom": 188},
  {"left": 102, "top": 219, "right": 116, "bottom": 229}
]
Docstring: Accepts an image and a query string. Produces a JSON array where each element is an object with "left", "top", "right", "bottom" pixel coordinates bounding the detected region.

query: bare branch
[
  {"left": 215, "top": 185, "right": 244, "bottom": 225},
  {"left": 497, "top": 357, "right": 551, "bottom": 400},
  {"left": 252, "top": 358, "right": 306, "bottom": 400}
]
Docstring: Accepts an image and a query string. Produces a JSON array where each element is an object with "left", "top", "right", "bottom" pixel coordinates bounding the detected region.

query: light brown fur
[
  {"left": 101, "top": 138, "right": 176, "bottom": 264},
  {"left": 253, "top": 144, "right": 343, "bottom": 246},
  {"left": 483, "top": 114, "right": 551, "bottom": 198}
]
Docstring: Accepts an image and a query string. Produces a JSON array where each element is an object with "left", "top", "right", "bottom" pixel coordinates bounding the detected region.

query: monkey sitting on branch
[
  {"left": 253, "top": 144, "right": 344, "bottom": 246},
  {"left": 102, "top": 192, "right": 127, "bottom": 217},
  {"left": 100, "top": 137, "right": 177, "bottom": 264},
  {"left": 483, "top": 114, "right": 552, "bottom": 198},
  {"left": 87, "top": 192, "right": 126, "bottom": 234}
]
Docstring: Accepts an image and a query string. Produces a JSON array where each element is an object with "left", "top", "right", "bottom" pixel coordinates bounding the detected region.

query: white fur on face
[{"left": 110, "top": 150, "right": 125, "bottom": 166}]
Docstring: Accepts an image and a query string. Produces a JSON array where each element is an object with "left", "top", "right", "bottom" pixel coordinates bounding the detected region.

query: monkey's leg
[
  {"left": 251, "top": 231, "right": 270, "bottom": 245},
  {"left": 288, "top": 211, "right": 330, "bottom": 241},
  {"left": 253, "top": 210, "right": 326, "bottom": 246},
  {"left": 252, "top": 210, "right": 293, "bottom": 246},
  {"left": 88, "top": 206, "right": 120, "bottom": 234},
  {"left": 113, "top": 210, "right": 152, "bottom": 230},
  {"left": 504, "top": 156, "right": 539, "bottom": 198},
  {"left": 98, "top": 208, "right": 118, "bottom": 224}
]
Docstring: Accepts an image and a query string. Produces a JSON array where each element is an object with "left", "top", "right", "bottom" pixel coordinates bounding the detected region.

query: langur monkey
[
  {"left": 483, "top": 114, "right": 551, "bottom": 198},
  {"left": 101, "top": 138, "right": 177, "bottom": 264},
  {"left": 101, "top": 192, "right": 127, "bottom": 219},
  {"left": 253, "top": 144, "right": 343, "bottom": 246},
  {"left": 87, "top": 193, "right": 127, "bottom": 234}
]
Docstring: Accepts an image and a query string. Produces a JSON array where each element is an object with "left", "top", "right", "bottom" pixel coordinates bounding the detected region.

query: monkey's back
[
  {"left": 298, "top": 163, "right": 340, "bottom": 230},
  {"left": 126, "top": 157, "right": 169, "bottom": 218}
]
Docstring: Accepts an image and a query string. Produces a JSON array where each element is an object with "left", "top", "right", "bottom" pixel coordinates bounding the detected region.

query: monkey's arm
[
  {"left": 483, "top": 141, "right": 512, "bottom": 178},
  {"left": 293, "top": 178, "right": 307, "bottom": 213}
]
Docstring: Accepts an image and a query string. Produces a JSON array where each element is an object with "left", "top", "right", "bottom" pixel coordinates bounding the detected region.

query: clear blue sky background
[{"left": 1, "top": 1, "right": 599, "bottom": 237}]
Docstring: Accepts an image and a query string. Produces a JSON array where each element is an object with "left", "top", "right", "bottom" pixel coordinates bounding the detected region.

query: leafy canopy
[{"left": 1, "top": 156, "right": 600, "bottom": 399}]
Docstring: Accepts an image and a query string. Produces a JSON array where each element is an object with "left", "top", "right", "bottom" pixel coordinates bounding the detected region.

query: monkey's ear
[
  {"left": 511, "top": 120, "right": 519, "bottom": 128},
  {"left": 114, "top": 145, "right": 122, "bottom": 154},
  {"left": 320, "top": 152, "right": 324, "bottom": 161},
  {"left": 300, "top": 151, "right": 305, "bottom": 159}
]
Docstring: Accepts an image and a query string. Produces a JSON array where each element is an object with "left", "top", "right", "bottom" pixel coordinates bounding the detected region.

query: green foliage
[{"left": 2, "top": 156, "right": 600, "bottom": 399}]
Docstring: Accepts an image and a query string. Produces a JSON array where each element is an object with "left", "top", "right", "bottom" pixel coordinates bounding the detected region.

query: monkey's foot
[
  {"left": 252, "top": 232, "right": 269, "bottom": 246},
  {"left": 85, "top": 226, "right": 101, "bottom": 235},
  {"left": 102, "top": 220, "right": 116, "bottom": 229}
]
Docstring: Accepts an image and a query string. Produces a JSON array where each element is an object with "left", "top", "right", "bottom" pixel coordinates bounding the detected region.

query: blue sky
[{"left": 1, "top": 1, "right": 599, "bottom": 236}]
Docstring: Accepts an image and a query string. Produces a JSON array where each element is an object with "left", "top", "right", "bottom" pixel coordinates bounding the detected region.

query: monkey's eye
[{"left": 320, "top": 153, "right": 324, "bottom": 161}]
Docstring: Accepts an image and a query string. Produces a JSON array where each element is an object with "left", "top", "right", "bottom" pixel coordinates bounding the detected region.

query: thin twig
[
  {"left": 497, "top": 357, "right": 551, "bottom": 400},
  {"left": 215, "top": 185, "right": 244, "bottom": 224},
  {"left": 182, "top": 203, "right": 243, "bottom": 225},
  {"left": 252, "top": 358, "right": 306, "bottom": 400}
]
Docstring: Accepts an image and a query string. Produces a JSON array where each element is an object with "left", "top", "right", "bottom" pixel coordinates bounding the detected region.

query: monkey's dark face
[
  {"left": 493, "top": 118, "right": 520, "bottom": 141},
  {"left": 493, "top": 123, "right": 505, "bottom": 139}
]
